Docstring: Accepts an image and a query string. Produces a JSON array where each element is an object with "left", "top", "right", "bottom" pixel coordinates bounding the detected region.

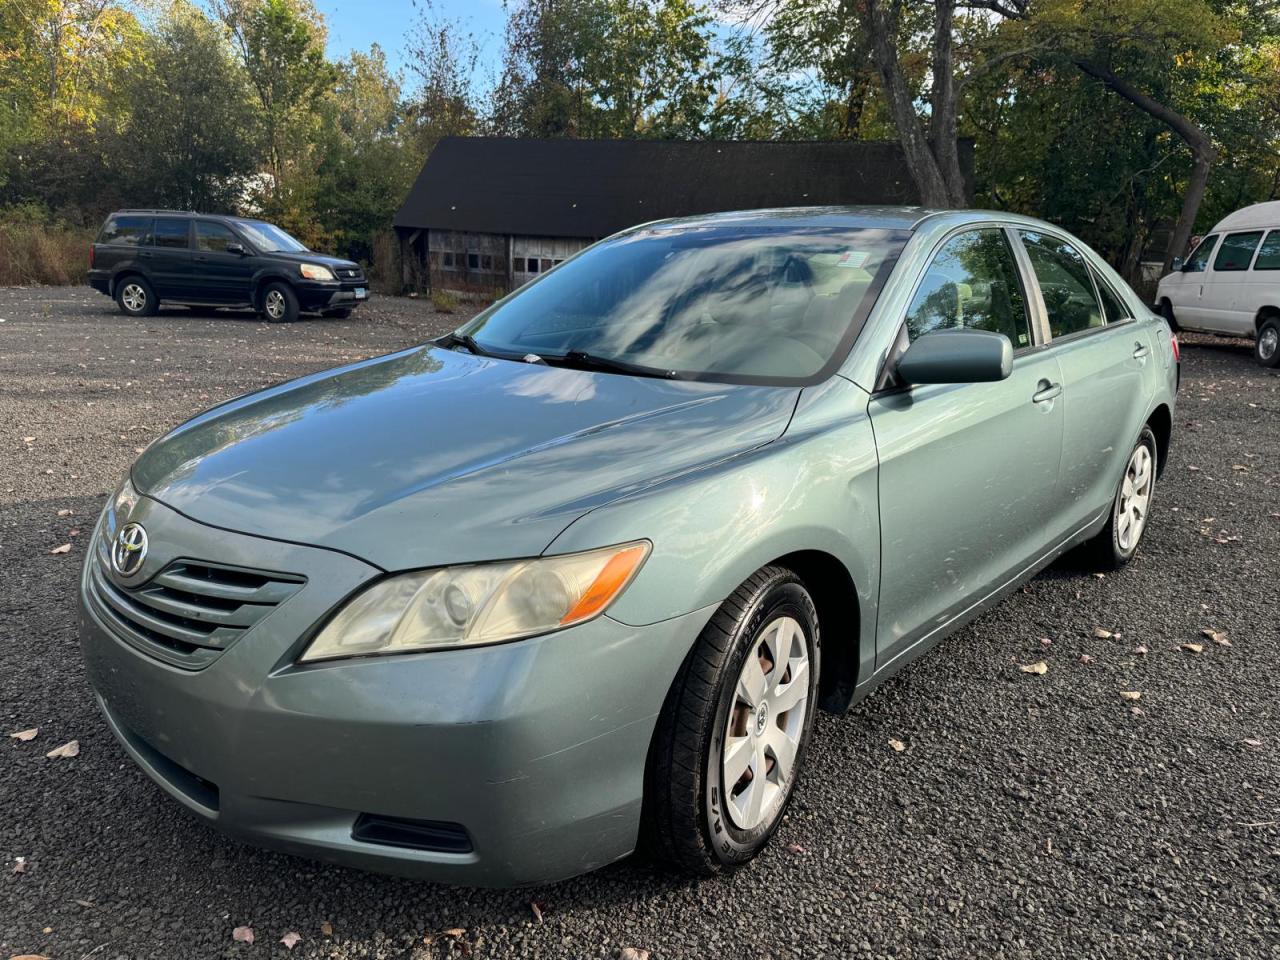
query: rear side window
[
  {"left": 152, "top": 219, "right": 191, "bottom": 249},
  {"left": 1214, "top": 231, "right": 1263, "bottom": 271},
  {"left": 904, "top": 229, "right": 1032, "bottom": 348},
  {"left": 1093, "top": 271, "right": 1134, "bottom": 323},
  {"left": 1255, "top": 231, "right": 1280, "bottom": 271},
  {"left": 1019, "top": 231, "right": 1104, "bottom": 338},
  {"left": 196, "top": 221, "right": 238, "bottom": 252},
  {"left": 1184, "top": 235, "right": 1218, "bottom": 272},
  {"left": 98, "top": 216, "right": 151, "bottom": 246}
]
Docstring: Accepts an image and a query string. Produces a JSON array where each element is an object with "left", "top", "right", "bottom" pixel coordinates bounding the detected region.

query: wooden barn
[{"left": 393, "top": 136, "right": 974, "bottom": 294}]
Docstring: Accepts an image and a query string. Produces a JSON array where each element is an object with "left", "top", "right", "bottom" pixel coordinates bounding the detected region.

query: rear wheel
[
  {"left": 115, "top": 277, "right": 157, "bottom": 317},
  {"left": 1159, "top": 299, "right": 1179, "bottom": 331},
  {"left": 261, "top": 282, "right": 299, "bottom": 323},
  {"left": 1079, "top": 425, "right": 1158, "bottom": 570},
  {"left": 1256, "top": 316, "right": 1280, "bottom": 368},
  {"left": 645, "top": 566, "right": 820, "bottom": 875}
]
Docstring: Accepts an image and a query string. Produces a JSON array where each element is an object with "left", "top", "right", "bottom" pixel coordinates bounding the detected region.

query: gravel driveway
[{"left": 1, "top": 287, "right": 1277, "bottom": 960}]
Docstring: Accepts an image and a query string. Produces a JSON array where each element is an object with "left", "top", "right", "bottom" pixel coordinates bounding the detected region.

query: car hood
[
  {"left": 266, "top": 251, "right": 359, "bottom": 270},
  {"left": 133, "top": 346, "right": 799, "bottom": 570}
]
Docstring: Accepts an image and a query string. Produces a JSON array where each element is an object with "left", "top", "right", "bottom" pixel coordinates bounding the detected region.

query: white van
[{"left": 1155, "top": 200, "right": 1280, "bottom": 366}]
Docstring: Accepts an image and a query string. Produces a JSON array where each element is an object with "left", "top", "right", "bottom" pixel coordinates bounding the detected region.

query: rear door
[
  {"left": 194, "top": 220, "right": 254, "bottom": 303},
  {"left": 1015, "top": 230, "right": 1152, "bottom": 536},
  {"left": 148, "top": 218, "right": 195, "bottom": 297},
  {"left": 868, "top": 226, "right": 1065, "bottom": 667}
]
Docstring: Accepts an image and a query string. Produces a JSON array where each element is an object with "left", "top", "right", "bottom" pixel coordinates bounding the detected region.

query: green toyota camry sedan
[{"left": 80, "top": 207, "right": 1178, "bottom": 885}]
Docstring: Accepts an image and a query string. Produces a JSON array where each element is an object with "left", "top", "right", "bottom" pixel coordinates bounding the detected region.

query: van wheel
[
  {"left": 261, "top": 282, "right": 299, "bottom": 323},
  {"left": 1079, "top": 425, "right": 1158, "bottom": 570},
  {"left": 644, "top": 566, "right": 820, "bottom": 875},
  {"left": 115, "top": 277, "right": 158, "bottom": 317},
  {"left": 1159, "top": 299, "right": 1178, "bottom": 331},
  {"left": 1256, "top": 317, "right": 1280, "bottom": 368}
]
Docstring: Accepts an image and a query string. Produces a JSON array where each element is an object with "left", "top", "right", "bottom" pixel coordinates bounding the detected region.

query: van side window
[
  {"left": 1254, "top": 231, "right": 1280, "bottom": 271},
  {"left": 1184, "top": 235, "right": 1217, "bottom": 273},
  {"left": 99, "top": 216, "right": 151, "bottom": 246},
  {"left": 1213, "top": 231, "right": 1263, "bottom": 271},
  {"left": 1093, "top": 271, "right": 1134, "bottom": 323}
]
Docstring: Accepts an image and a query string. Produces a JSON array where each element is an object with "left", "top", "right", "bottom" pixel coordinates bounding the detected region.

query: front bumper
[
  {"left": 295, "top": 279, "right": 370, "bottom": 312},
  {"left": 79, "top": 496, "right": 707, "bottom": 886}
]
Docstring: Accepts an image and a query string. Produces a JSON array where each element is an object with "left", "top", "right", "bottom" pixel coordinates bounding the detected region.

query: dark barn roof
[{"left": 395, "top": 137, "right": 973, "bottom": 239}]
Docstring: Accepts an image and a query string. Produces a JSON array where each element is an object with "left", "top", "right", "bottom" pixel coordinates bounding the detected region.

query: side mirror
[
  {"left": 896, "top": 329, "right": 1013, "bottom": 385},
  {"left": 1171, "top": 257, "right": 1185, "bottom": 272},
  {"left": 226, "top": 242, "right": 245, "bottom": 256}
]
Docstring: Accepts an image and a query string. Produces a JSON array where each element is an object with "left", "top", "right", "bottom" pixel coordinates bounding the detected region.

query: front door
[
  {"left": 1168, "top": 234, "right": 1218, "bottom": 330},
  {"left": 194, "top": 220, "right": 255, "bottom": 303},
  {"left": 869, "top": 227, "right": 1065, "bottom": 668}
]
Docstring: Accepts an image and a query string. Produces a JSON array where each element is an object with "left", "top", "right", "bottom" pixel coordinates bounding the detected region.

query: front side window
[
  {"left": 904, "top": 229, "right": 1031, "bottom": 348},
  {"left": 1255, "top": 231, "right": 1280, "bottom": 271},
  {"left": 1184, "top": 234, "right": 1218, "bottom": 272},
  {"left": 460, "top": 224, "right": 908, "bottom": 383},
  {"left": 99, "top": 216, "right": 151, "bottom": 246},
  {"left": 1214, "top": 231, "right": 1264, "bottom": 271},
  {"left": 196, "top": 221, "right": 238, "bottom": 253},
  {"left": 1020, "top": 231, "right": 1103, "bottom": 338},
  {"left": 234, "top": 221, "right": 307, "bottom": 253},
  {"left": 152, "top": 219, "right": 191, "bottom": 249}
]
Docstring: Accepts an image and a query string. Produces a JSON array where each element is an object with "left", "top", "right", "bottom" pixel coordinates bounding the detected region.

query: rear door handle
[
  {"left": 1032, "top": 380, "right": 1062, "bottom": 403},
  {"left": 1133, "top": 342, "right": 1150, "bottom": 360}
]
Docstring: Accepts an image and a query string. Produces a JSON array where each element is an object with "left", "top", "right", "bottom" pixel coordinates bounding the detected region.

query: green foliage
[{"left": 431, "top": 288, "right": 458, "bottom": 312}]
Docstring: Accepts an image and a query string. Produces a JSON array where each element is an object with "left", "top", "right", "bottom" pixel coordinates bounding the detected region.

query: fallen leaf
[
  {"left": 320, "top": 921, "right": 333, "bottom": 937},
  {"left": 9, "top": 955, "right": 49, "bottom": 960},
  {"left": 1231, "top": 464, "right": 1248, "bottom": 471},
  {"left": 888, "top": 737, "right": 906, "bottom": 752},
  {"left": 442, "top": 928, "right": 466, "bottom": 938},
  {"left": 1119, "top": 691, "right": 1142, "bottom": 701},
  {"left": 1129, "top": 705, "right": 1145, "bottom": 716},
  {"left": 785, "top": 842, "right": 807, "bottom": 853},
  {"left": 1242, "top": 738, "right": 1263, "bottom": 748},
  {"left": 529, "top": 901, "right": 543, "bottom": 923},
  {"left": 13, "top": 856, "right": 27, "bottom": 874},
  {"left": 1092, "top": 572, "right": 1106, "bottom": 579},
  {"left": 1079, "top": 654, "right": 1095, "bottom": 664},
  {"left": 280, "top": 932, "right": 302, "bottom": 950},
  {"left": 1092, "top": 627, "right": 1113, "bottom": 639},
  {"left": 1039, "top": 637, "right": 1052, "bottom": 647},
  {"left": 45, "top": 740, "right": 79, "bottom": 758},
  {"left": 9, "top": 728, "right": 38, "bottom": 741},
  {"left": 232, "top": 926, "right": 254, "bottom": 944},
  {"left": 619, "top": 949, "right": 651, "bottom": 960},
  {"left": 1201, "top": 628, "right": 1230, "bottom": 646},
  {"left": 49, "top": 544, "right": 71, "bottom": 555},
  {"left": 74, "top": 899, "right": 94, "bottom": 908},
  {"left": 1133, "top": 645, "right": 1148, "bottom": 656},
  {"left": 1180, "top": 642, "right": 1205, "bottom": 654},
  {"left": 56, "top": 509, "right": 72, "bottom": 517},
  {"left": 1019, "top": 661, "right": 1049, "bottom": 675},
  {"left": 22, "top": 436, "right": 35, "bottom": 442},
  {"left": 68, "top": 528, "right": 80, "bottom": 537}
]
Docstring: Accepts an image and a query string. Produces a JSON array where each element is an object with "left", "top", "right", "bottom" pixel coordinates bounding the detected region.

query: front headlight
[
  {"left": 299, "top": 541, "right": 650, "bottom": 662},
  {"left": 300, "top": 263, "right": 336, "bottom": 281}
]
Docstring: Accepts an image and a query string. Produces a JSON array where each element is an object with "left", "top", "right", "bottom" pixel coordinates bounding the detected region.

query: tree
[{"left": 403, "top": 1, "right": 481, "bottom": 155}]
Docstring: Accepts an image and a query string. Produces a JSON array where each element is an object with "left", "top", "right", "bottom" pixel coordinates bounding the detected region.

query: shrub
[
  {"left": 0, "top": 217, "right": 92, "bottom": 286},
  {"left": 431, "top": 289, "right": 458, "bottom": 313}
]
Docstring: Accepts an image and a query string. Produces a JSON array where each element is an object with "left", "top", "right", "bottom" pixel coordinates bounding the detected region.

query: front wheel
[
  {"left": 1079, "top": 425, "right": 1158, "bottom": 570},
  {"left": 645, "top": 567, "right": 820, "bottom": 875},
  {"left": 1256, "top": 317, "right": 1280, "bottom": 368},
  {"left": 260, "top": 282, "right": 299, "bottom": 323}
]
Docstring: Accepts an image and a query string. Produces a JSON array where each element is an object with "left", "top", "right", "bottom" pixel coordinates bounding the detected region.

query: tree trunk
[
  {"left": 930, "top": 0, "right": 967, "bottom": 205},
  {"left": 1074, "top": 59, "right": 1218, "bottom": 272},
  {"left": 858, "top": 0, "right": 953, "bottom": 207}
]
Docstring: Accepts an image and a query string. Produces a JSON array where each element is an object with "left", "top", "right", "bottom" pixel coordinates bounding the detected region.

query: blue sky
[{"left": 316, "top": 0, "right": 508, "bottom": 78}]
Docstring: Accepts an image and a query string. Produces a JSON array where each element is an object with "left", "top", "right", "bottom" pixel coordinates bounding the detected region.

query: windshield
[
  {"left": 458, "top": 224, "right": 908, "bottom": 384},
  {"left": 235, "top": 220, "right": 308, "bottom": 253}
]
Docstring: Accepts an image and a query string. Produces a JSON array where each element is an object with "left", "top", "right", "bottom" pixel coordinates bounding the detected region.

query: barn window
[
  {"left": 540, "top": 258, "right": 554, "bottom": 272},
  {"left": 481, "top": 254, "right": 493, "bottom": 270},
  {"left": 527, "top": 258, "right": 540, "bottom": 273},
  {"left": 441, "top": 251, "right": 455, "bottom": 268},
  {"left": 467, "top": 252, "right": 479, "bottom": 270}
]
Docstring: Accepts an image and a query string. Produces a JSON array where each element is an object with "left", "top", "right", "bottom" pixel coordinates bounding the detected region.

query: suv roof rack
[{"left": 116, "top": 208, "right": 201, "bottom": 215}]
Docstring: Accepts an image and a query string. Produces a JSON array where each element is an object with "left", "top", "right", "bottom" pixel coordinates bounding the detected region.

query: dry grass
[{"left": 0, "top": 222, "right": 91, "bottom": 286}]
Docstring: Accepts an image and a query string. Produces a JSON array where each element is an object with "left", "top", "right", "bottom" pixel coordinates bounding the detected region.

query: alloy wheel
[
  {"left": 265, "top": 290, "right": 286, "bottom": 320},
  {"left": 1116, "top": 444, "right": 1154, "bottom": 552},
  {"left": 122, "top": 283, "right": 146, "bottom": 313},
  {"left": 721, "top": 615, "right": 811, "bottom": 831}
]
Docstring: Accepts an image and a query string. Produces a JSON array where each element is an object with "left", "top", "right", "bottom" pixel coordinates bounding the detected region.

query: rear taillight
[
  {"left": 1171, "top": 333, "right": 1180, "bottom": 363},
  {"left": 88, "top": 244, "right": 94, "bottom": 268}
]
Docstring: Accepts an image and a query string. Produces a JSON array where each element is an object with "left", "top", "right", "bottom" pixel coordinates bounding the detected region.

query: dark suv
[{"left": 88, "top": 210, "right": 369, "bottom": 322}]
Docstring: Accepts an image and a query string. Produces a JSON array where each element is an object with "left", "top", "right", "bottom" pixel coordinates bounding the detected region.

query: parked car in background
[
  {"left": 80, "top": 207, "right": 1178, "bottom": 886},
  {"left": 1155, "top": 200, "right": 1280, "bottom": 366},
  {"left": 88, "top": 210, "right": 369, "bottom": 323}
]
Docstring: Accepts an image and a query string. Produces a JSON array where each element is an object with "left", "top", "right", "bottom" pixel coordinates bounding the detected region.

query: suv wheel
[
  {"left": 261, "top": 282, "right": 299, "bottom": 323},
  {"left": 1080, "top": 425, "right": 1158, "bottom": 570},
  {"left": 116, "top": 277, "right": 158, "bottom": 317},
  {"left": 645, "top": 566, "right": 820, "bottom": 875},
  {"left": 1256, "top": 316, "right": 1280, "bottom": 368}
]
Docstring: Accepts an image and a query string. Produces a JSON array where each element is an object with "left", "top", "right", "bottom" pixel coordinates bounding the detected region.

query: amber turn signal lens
[{"left": 560, "top": 543, "right": 650, "bottom": 625}]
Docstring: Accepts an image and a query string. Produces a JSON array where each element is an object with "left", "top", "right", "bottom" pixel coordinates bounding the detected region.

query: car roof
[
  {"left": 628, "top": 206, "right": 1074, "bottom": 236},
  {"left": 1210, "top": 201, "right": 1280, "bottom": 233}
]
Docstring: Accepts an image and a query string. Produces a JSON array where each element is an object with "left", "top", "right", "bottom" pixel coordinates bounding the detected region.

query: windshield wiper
[
  {"left": 436, "top": 331, "right": 488, "bottom": 356},
  {"left": 545, "top": 350, "right": 678, "bottom": 380}
]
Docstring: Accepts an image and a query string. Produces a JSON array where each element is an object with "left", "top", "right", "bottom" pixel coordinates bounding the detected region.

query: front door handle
[
  {"left": 1132, "top": 342, "right": 1150, "bottom": 360},
  {"left": 1032, "top": 380, "right": 1062, "bottom": 403}
]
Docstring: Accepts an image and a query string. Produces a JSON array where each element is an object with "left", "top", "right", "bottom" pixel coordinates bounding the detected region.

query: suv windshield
[
  {"left": 235, "top": 220, "right": 308, "bottom": 253},
  {"left": 458, "top": 224, "right": 907, "bottom": 384}
]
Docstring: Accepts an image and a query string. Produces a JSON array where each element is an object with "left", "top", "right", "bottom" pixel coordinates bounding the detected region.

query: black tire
[
  {"left": 115, "top": 276, "right": 158, "bottom": 317},
  {"left": 1079, "top": 424, "right": 1159, "bottom": 570},
  {"left": 260, "top": 281, "right": 299, "bottom": 323},
  {"left": 1255, "top": 316, "right": 1280, "bottom": 368},
  {"left": 644, "top": 566, "right": 820, "bottom": 875},
  {"left": 1159, "top": 299, "right": 1179, "bottom": 332}
]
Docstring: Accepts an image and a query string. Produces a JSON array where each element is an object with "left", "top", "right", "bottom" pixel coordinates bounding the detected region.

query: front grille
[
  {"left": 335, "top": 267, "right": 364, "bottom": 281},
  {"left": 87, "top": 555, "right": 305, "bottom": 670}
]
